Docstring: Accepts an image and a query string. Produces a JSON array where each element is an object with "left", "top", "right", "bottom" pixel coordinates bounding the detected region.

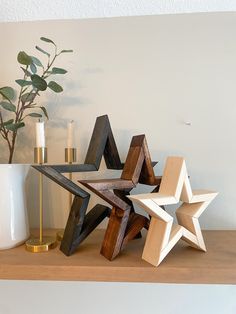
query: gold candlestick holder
[
  {"left": 25, "top": 147, "right": 57, "bottom": 253},
  {"left": 57, "top": 147, "right": 77, "bottom": 241}
]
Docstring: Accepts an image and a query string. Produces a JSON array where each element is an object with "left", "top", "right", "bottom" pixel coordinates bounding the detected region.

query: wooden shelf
[{"left": 0, "top": 229, "right": 236, "bottom": 284}]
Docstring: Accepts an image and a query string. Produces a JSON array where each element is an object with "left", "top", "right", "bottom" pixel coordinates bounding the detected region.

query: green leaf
[
  {"left": 0, "top": 87, "right": 15, "bottom": 101},
  {"left": 15, "top": 79, "right": 32, "bottom": 87},
  {"left": 2, "top": 119, "right": 14, "bottom": 126},
  {"left": 30, "top": 63, "right": 37, "bottom": 74},
  {"left": 31, "top": 75, "right": 47, "bottom": 91},
  {"left": 40, "top": 106, "right": 49, "bottom": 119},
  {"left": 48, "top": 81, "right": 63, "bottom": 93},
  {"left": 5, "top": 122, "right": 25, "bottom": 131},
  {"left": 21, "top": 67, "right": 32, "bottom": 77},
  {"left": 40, "top": 37, "right": 56, "bottom": 46},
  {"left": 60, "top": 50, "right": 73, "bottom": 53},
  {"left": 21, "top": 92, "right": 36, "bottom": 103},
  {"left": 17, "top": 51, "right": 32, "bottom": 65},
  {"left": 0, "top": 101, "right": 16, "bottom": 112},
  {"left": 51, "top": 67, "right": 67, "bottom": 74},
  {"left": 35, "top": 46, "right": 50, "bottom": 57},
  {"left": 28, "top": 113, "right": 42, "bottom": 118},
  {"left": 31, "top": 56, "right": 43, "bottom": 67}
]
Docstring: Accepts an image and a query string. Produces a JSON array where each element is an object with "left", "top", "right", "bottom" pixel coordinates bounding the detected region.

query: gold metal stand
[
  {"left": 57, "top": 148, "right": 77, "bottom": 241},
  {"left": 26, "top": 147, "right": 57, "bottom": 253}
]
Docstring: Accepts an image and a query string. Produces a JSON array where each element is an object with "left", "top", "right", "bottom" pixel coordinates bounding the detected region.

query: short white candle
[
  {"left": 67, "top": 120, "right": 75, "bottom": 148},
  {"left": 35, "top": 121, "right": 45, "bottom": 147}
]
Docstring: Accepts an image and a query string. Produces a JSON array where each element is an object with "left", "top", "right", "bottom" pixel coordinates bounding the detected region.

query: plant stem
[
  {"left": 8, "top": 144, "right": 14, "bottom": 163},
  {"left": 0, "top": 111, "right": 12, "bottom": 162},
  {"left": 3, "top": 45, "right": 61, "bottom": 163}
]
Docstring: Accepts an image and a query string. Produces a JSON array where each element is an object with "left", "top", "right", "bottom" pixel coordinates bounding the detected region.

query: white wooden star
[{"left": 128, "top": 157, "right": 218, "bottom": 266}]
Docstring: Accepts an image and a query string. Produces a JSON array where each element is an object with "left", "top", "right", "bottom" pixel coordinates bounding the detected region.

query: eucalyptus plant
[{"left": 0, "top": 37, "right": 72, "bottom": 163}]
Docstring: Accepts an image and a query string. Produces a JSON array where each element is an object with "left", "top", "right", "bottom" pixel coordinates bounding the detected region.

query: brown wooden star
[{"left": 80, "top": 135, "right": 161, "bottom": 260}]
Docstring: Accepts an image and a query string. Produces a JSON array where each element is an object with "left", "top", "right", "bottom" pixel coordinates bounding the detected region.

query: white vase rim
[
  {"left": 0, "top": 163, "right": 31, "bottom": 165},
  {"left": 0, "top": 163, "right": 31, "bottom": 169}
]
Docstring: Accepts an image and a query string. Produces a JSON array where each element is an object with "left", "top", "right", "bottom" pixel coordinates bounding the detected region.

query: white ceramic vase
[{"left": 0, "top": 164, "right": 30, "bottom": 249}]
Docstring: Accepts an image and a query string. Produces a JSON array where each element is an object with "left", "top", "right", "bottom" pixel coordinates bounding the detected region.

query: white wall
[
  {"left": 0, "top": 281, "right": 236, "bottom": 314},
  {"left": 1, "top": 11, "right": 236, "bottom": 314},
  {"left": 1, "top": 0, "right": 236, "bottom": 22},
  {"left": 0, "top": 13, "right": 235, "bottom": 229}
]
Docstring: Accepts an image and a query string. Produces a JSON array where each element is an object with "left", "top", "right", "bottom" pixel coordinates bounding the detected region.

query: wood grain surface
[{"left": 0, "top": 229, "right": 235, "bottom": 284}]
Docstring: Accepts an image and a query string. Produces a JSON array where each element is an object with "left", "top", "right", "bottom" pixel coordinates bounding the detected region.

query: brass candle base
[
  {"left": 26, "top": 146, "right": 55, "bottom": 253},
  {"left": 25, "top": 237, "right": 57, "bottom": 253},
  {"left": 56, "top": 229, "right": 64, "bottom": 242}
]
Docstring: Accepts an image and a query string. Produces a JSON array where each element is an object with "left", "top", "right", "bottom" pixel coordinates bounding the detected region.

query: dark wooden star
[{"left": 33, "top": 114, "right": 123, "bottom": 256}]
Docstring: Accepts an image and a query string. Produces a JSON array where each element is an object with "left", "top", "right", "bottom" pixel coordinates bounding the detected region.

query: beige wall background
[
  {"left": 1, "top": 12, "right": 236, "bottom": 314},
  {"left": 0, "top": 13, "right": 235, "bottom": 230}
]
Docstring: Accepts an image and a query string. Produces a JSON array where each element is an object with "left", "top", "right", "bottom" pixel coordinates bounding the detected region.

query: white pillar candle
[
  {"left": 67, "top": 120, "right": 75, "bottom": 148},
  {"left": 35, "top": 121, "right": 45, "bottom": 147}
]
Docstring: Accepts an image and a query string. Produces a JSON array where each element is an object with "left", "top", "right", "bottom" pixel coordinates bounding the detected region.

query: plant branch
[{"left": 0, "top": 38, "right": 71, "bottom": 163}]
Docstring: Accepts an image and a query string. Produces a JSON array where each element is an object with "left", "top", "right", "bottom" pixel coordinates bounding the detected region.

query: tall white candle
[
  {"left": 67, "top": 120, "right": 75, "bottom": 148},
  {"left": 35, "top": 121, "right": 45, "bottom": 147}
]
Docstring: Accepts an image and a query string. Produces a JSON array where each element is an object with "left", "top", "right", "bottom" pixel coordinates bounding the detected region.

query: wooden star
[
  {"left": 80, "top": 134, "right": 161, "bottom": 260},
  {"left": 33, "top": 115, "right": 123, "bottom": 256},
  {"left": 128, "top": 156, "right": 218, "bottom": 266}
]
